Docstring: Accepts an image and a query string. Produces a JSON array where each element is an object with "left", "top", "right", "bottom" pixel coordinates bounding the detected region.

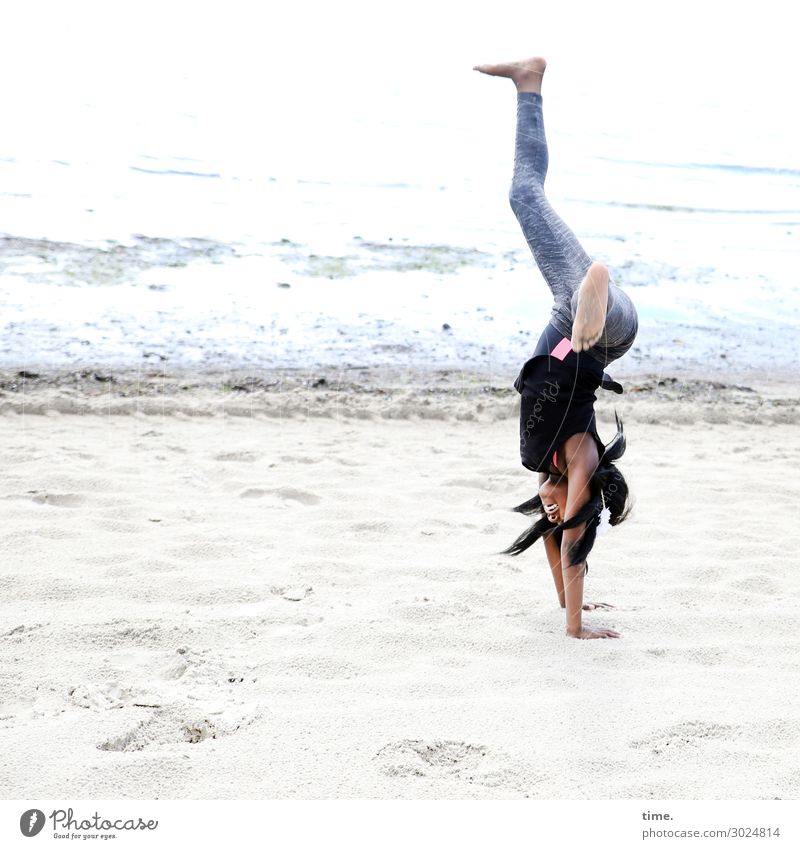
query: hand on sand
[
  {"left": 567, "top": 624, "right": 621, "bottom": 639},
  {"left": 582, "top": 601, "right": 615, "bottom": 611}
]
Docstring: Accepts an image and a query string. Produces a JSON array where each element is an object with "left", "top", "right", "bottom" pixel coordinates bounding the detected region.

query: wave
[
  {"left": 567, "top": 197, "right": 800, "bottom": 215},
  {"left": 594, "top": 156, "right": 800, "bottom": 178},
  {"left": 129, "top": 166, "right": 221, "bottom": 178}
]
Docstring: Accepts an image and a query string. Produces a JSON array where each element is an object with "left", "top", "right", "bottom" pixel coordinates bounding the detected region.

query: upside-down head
[{"left": 498, "top": 413, "right": 633, "bottom": 573}]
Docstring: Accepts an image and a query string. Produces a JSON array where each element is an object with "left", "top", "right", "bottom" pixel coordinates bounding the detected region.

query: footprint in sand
[
  {"left": 163, "top": 659, "right": 189, "bottom": 680},
  {"left": 162, "top": 647, "right": 252, "bottom": 687},
  {"left": 727, "top": 574, "right": 781, "bottom": 595},
  {"left": 62, "top": 449, "right": 98, "bottom": 461},
  {"left": 97, "top": 702, "right": 264, "bottom": 751},
  {"left": 213, "top": 451, "right": 259, "bottom": 462},
  {"left": 94, "top": 645, "right": 264, "bottom": 751},
  {"left": 374, "top": 739, "right": 536, "bottom": 793},
  {"left": 278, "top": 586, "right": 313, "bottom": 602},
  {"left": 10, "top": 491, "right": 87, "bottom": 507},
  {"left": 67, "top": 683, "right": 133, "bottom": 711},
  {"left": 685, "top": 647, "right": 727, "bottom": 666},
  {"left": 631, "top": 718, "right": 800, "bottom": 763},
  {"left": 644, "top": 648, "right": 668, "bottom": 658},
  {"left": 161, "top": 647, "right": 207, "bottom": 681},
  {"left": 2, "top": 623, "right": 46, "bottom": 638},
  {"left": 239, "top": 487, "right": 320, "bottom": 505},
  {"left": 629, "top": 720, "right": 744, "bottom": 755},
  {"left": 98, "top": 714, "right": 209, "bottom": 751},
  {"left": 164, "top": 443, "right": 189, "bottom": 454},
  {"left": 349, "top": 520, "right": 390, "bottom": 533},
  {"left": 750, "top": 718, "right": 800, "bottom": 750}
]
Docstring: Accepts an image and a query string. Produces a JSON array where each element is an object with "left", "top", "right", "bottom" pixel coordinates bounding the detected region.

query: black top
[{"left": 514, "top": 323, "right": 622, "bottom": 474}]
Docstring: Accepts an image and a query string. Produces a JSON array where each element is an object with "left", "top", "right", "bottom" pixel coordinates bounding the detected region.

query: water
[{"left": 1, "top": 2, "right": 798, "bottom": 378}]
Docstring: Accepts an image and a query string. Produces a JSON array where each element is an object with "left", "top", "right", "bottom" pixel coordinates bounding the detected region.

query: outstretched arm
[
  {"left": 558, "top": 436, "right": 621, "bottom": 638},
  {"left": 559, "top": 437, "right": 598, "bottom": 635},
  {"left": 560, "top": 464, "right": 592, "bottom": 635}
]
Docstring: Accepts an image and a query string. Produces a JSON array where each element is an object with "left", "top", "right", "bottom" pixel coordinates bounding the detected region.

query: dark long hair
[{"left": 498, "top": 413, "right": 632, "bottom": 574}]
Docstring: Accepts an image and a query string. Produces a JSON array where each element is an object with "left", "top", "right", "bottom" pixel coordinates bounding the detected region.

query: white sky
[
  {"left": 1, "top": 0, "right": 795, "bottom": 111},
  {"left": 0, "top": 0, "right": 796, "bottom": 200}
]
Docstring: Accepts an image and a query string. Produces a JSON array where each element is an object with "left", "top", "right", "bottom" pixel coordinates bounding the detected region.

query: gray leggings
[{"left": 509, "top": 92, "right": 638, "bottom": 365}]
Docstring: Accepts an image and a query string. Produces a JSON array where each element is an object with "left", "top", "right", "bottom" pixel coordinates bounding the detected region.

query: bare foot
[
  {"left": 567, "top": 624, "right": 622, "bottom": 639},
  {"left": 571, "top": 261, "right": 609, "bottom": 352},
  {"left": 582, "top": 601, "right": 615, "bottom": 611},
  {"left": 473, "top": 56, "right": 547, "bottom": 93}
]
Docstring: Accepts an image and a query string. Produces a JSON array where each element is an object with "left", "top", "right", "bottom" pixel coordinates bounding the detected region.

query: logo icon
[{"left": 19, "top": 809, "right": 46, "bottom": 837}]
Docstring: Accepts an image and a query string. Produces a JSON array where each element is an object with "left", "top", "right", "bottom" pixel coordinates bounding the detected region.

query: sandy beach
[
  {"left": 2, "top": 0, "right": 800, "bottom": 833},
  {"left": 1, "top": 367, "right": 799, "bottom": 799}
]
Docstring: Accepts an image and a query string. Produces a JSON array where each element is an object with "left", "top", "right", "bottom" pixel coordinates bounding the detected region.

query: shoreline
[{"left": 2, "top": 364, "right": 797, "bottom": 424}]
